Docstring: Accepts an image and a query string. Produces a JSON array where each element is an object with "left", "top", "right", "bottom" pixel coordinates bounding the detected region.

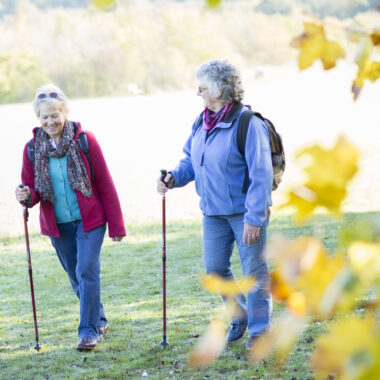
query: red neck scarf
[{"left": 203, "top": 103, "right": 234, "bottom": 131}]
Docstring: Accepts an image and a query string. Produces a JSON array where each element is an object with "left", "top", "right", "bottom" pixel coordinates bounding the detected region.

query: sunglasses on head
[{"left": 37, "top": 92, "right": 58, "bottom": 99}]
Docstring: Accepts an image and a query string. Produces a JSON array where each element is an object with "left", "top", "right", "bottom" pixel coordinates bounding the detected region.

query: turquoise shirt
[{"left": 49, "top": 156, "right": 82, "bottom": 223}]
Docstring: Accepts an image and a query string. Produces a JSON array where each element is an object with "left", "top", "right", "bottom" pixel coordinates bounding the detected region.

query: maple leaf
[
  {"left": 249, "top": 312, "right": 307, "bottom": 364},
  {"left": 352, "top": 37, "right": 380, "bottom": 100},
  {"left": 200, "top": 274, "right": 255, "bottom": 296},
  {"left": 291, "top": 23, "right": 345, "bottom": 70},
  {"left": 311, "top": 317, "right": 379, "bottom": 380},
  {"left": 281, "top": 136, "right": 360, "bottom": 222},
  {"left": 188, "top": 318, "right": 226, "bottom": 368}
]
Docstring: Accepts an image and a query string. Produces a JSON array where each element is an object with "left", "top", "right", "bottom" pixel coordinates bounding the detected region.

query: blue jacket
[{"left": 170, "top": 103, "right": 273, "bottom": 226}]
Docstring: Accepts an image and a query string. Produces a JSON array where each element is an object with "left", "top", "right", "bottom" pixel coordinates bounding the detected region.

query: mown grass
[{"left": 0, "top": 212, "right": 378, "bottom": 379}]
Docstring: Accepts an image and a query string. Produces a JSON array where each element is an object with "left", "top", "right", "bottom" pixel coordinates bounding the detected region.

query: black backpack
[
  {"left": 195, "top": 107, "right": 285, "bottom": 193},
  {"left": 27, "top": 121, "right": 95, "bottom": 181}
]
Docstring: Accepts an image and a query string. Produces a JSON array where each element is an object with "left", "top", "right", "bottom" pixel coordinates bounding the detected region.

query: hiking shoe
[
  {"left": 76, "top": 337, "right": 98, "bottom": 351},
  {"left": 226, "top": 320, "right": 248, "bottom": 343},
  {"left": 97, "top": 324, "right": 109, "bottom": 339},
  {"left": 246, "top": 335, "right": 260, "bottom": 351}
]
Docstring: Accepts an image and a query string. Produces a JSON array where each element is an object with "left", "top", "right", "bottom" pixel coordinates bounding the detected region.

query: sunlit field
[{"left": 1, "top": 62, "right": 380, "bottom": 236}]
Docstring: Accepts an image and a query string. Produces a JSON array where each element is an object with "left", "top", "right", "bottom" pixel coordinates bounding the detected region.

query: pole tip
[{"left": 34, "top": 343, "right": 42, "bottom": 351}]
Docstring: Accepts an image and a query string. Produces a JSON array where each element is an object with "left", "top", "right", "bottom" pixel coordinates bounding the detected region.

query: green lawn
[{"left": 0, "top": 212, "right": 377, "bottom": 379}]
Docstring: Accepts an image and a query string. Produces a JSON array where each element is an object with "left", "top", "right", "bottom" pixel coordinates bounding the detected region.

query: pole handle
[
  {"left": 160, "top": 169, "right": 168, "bottom": 185},
  {"left": 19, "top": 184, "right": 29, "bottom": 207}
]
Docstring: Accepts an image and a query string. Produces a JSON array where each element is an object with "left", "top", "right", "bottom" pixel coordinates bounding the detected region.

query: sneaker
[
  {"left": 97, "top": 324, "right": 109, "bottom": 339},
  {"left": 246, "top": 335, "right": 259, "bottom": 351},
  {"left": 226, "top": 320, "right": 248, "bottom": 343},
  {"left": 76, "top": 337, "right": 98, "bottom": 351}
]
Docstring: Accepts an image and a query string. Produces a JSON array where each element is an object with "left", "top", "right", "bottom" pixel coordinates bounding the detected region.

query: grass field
[{"left": 1, "top": 212, "right": 376, "bottom": 380}]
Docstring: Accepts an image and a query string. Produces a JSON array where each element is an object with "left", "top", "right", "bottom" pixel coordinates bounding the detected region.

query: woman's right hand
[
  {"left": 15, "top": 185, "right": 30, "bottom": 203},
  {"left": 157, "top": 173, "right": 174, "bottom": 195}
]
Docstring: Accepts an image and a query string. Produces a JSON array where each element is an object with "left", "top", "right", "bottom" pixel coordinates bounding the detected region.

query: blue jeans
[
  {"left": 203, "top": 214, "right": 272, "bottom": 337},
  {"left": 50, "top": 221, "right": 107, "bottom": 339}
]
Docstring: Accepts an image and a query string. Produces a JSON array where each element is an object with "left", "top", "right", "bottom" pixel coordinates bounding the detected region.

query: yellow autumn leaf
[
  {"left": 296, "top": 252, "right": 347, "bottom": 319},
  {"left": 205, "top": 0, "right": 222, "bottom": 8},
  {"left": 356, "top": 339, "right": 380, "bottom": 380},
  {"left": 270, "top": 270, "right": 294, "bottom": 301},
  {"left": 269, "top": 236, "right": 353, "bottom": 318},
  {"left": 348, "top": 242, "right": 380, "bottom": 287},
  {"left": 311, "top": 317, "right": 378, "bottom": 380},
  {"left": 352, "top": 37, "right": 380, "bottom": 100},
  {"left": 287, "top": 292, "right": 307, "bottom": 316},
  {"left": 281, "top": 136, "right": 360, "bottom": 222},
  {"left": 249, "top": 312, "right": 307, "bottom": 364},
  {"left": 188, "top": 318, "right": 226, "bottom": 368},
  {"left": 267, "top": 237, "right": 323, "bottom": 301},
  {"left": 91, "top": 0, "right": 116, "bottom": 9},
  {"left": 291, "top": 23, "right": 345, "bottom": 70},
  {"left": 200, "top": 274, "right": 255, "bottom": 296}
]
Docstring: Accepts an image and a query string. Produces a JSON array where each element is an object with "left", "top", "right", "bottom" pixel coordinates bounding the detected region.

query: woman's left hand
[
  {"left": 243, "top": 223, "right": 260, "bottom": 246},
  {"left": 112, "top": 236, "right": 124, "bottom": 242}
]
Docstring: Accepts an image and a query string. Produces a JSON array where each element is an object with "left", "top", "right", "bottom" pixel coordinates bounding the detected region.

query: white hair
[
  {"left": 32, "top": 83, "right": 69, "bottom": 117},
  {"left": 195, "top": 59, "right": 244, "bottom": 104}
]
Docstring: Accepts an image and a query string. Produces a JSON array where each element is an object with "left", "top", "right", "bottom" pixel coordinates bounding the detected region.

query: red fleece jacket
[{"left": 20, "top": 122, "right": 126, "bottom": 238}]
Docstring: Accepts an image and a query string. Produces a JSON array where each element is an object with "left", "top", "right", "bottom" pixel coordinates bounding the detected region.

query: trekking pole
[
  {"left": 19, "top": 184, "right": 41, "bottom": 351},
  {"left": 160, "top": 170, "right": 169, "bottom": 347}
]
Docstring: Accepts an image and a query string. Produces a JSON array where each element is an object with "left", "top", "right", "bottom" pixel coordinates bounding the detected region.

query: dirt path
[{"left": 1, "top": 63, "right": 379, "bottom": 236}]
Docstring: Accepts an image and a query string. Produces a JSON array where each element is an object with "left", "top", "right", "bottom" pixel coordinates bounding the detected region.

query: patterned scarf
[
  {"left": 34, "top": 120, "right": 92, "bottom": 202},
  {"left": 203, "top": 103, "right": 234, "bottom": 131}
]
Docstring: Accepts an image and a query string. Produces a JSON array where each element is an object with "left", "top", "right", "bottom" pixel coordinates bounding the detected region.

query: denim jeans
[
  {"left": 50, "top": 221, "right": 107, "bottom": 339},
  {"left": 203, "top": 214, "right": 272, "bottom": 337}
]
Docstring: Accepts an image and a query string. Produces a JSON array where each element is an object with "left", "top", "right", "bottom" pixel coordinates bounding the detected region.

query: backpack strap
[
  {"left": 237, "top": 110, "right": 254, "bottom": 194},
  {"left": 72, "top": 122, "right": 95, "bottom": 182},
  {"left": 27, "top": 138, "right": 35, "bottom": 166}
]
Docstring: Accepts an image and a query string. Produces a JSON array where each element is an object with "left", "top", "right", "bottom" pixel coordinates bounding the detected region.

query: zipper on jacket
[{"left": 201, "top": 152, "right": 205, "bottom": 166}]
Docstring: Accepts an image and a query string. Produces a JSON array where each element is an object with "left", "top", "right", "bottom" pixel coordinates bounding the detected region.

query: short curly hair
[
  {"left": 195, "top": 59, "right": 244, "bottom": 104},
  {"left": 32, "top": 83, "right": 69, "bottom": 118}
]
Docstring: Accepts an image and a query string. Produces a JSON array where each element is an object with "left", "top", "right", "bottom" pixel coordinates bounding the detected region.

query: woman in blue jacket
[{"left": 157, "top": 59, "right": 273, "bottom": 350}]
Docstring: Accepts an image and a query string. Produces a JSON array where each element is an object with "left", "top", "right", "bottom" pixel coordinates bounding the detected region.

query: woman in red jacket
[{"left": 15, "top": 84, "right": 126, "bottom": 351}]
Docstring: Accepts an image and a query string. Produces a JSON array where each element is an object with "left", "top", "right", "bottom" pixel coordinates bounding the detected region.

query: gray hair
[
  {"left": 195, "top": 59, "right": 244, "bottom": 104},
  {"left": 32, "top": 83, "right": 69, "bottom": 117}
]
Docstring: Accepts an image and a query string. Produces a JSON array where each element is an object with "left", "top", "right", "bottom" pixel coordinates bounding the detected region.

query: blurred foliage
[
  {"left": 256, "top": 0, "right": 379, "bottom": 19},
  {"left": 0, "top": 0, "right": 304, "bottom": 104},
  {"left": 281, "top": 136, "right": 360, "bottom": 222},
  {"left": 0, "top": 0, "right": 378, "bottom": 104},
  {"left": 1, "top": 0, "right": 379, "bottom": 19},
  {"left": 0, "top": 54, "right": 49, "bottom": 103}
]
